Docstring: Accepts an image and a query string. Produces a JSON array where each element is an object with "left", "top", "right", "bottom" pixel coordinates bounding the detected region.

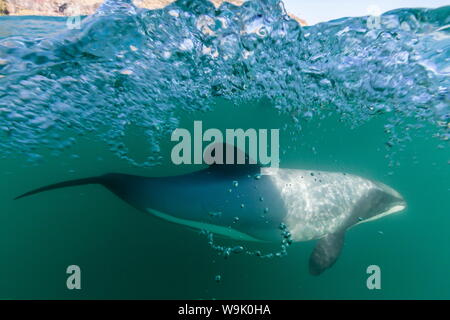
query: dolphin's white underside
[{"left": 147, "top": 208, "right": 261, "bottom": 242}]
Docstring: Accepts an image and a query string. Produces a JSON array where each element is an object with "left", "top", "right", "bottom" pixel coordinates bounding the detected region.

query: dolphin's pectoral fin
[{"left": 309, "top": 231, "right": 345, "bottom": 276}]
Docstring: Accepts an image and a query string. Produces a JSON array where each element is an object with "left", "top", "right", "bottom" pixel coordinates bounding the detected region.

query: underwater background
[{"left": 0, "top": 0, "right": 449, "bottom": 299}]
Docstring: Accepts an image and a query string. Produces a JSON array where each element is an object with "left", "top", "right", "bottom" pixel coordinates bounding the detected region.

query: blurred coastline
[{"left": 0, "top": 0, "right": 308, "bottom": 25}]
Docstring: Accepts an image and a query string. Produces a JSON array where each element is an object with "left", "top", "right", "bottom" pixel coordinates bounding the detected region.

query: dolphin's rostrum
[{"left": 15, "top": 145, "right": 406, "bottom": 275}]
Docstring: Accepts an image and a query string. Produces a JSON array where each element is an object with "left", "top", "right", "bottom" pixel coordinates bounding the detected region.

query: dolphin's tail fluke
[{"left": 14, "top": 176, "right": 104, "bottom": 200}]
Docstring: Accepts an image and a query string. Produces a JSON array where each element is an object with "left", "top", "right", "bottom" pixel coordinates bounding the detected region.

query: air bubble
[
  {"left": 208, "top": 211, "right": 222, "bottom": 218},
  {"left": 232, "top": 246, "right": 244, "bottom": 254}
]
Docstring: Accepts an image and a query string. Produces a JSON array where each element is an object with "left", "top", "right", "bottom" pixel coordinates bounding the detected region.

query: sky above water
[{"left": 283, "top": 0, "right": 449, "bottom": 25}]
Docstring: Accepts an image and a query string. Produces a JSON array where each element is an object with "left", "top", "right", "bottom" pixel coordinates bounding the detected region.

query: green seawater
[
  {"left": 1, "top": 98, "right": 449, "bottom": 299},
  {"left": 0, "top": 1, "right": 449, "bottom": 299}
]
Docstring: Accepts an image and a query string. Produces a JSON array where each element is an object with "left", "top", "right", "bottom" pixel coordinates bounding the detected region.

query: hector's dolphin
[{"left": 15, "top": 146, "right": 406, "bottom": 275}]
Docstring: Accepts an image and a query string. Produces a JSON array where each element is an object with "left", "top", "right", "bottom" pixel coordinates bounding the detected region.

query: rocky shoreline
[
  {"left": 0, "top": 0, "right": 244, "bottom": 16},
  {"left": 0, "top": 0, "right": 307, "bottom": 25}
]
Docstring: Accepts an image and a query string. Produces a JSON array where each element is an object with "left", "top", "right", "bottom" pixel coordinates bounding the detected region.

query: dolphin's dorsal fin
[
  {"left": 205, "top": 143, "right": 260, "bottom": 175},
  {"left": 309, "top": 231, "right": 345, "bottom": 276}
]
